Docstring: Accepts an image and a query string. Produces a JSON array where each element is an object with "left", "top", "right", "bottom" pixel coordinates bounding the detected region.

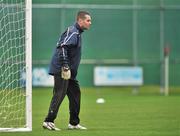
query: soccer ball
[{"left": 96, "top": 98, "right": 105, "bottom": 104}]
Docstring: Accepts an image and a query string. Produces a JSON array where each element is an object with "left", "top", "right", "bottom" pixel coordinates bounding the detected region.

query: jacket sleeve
[{"left": 57, "top": 27, "right": 78, "bottom": 66}]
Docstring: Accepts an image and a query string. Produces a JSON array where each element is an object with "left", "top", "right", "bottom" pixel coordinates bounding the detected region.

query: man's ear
[{"left": 78, "top": 18, "right": 83, "bottom": 24}]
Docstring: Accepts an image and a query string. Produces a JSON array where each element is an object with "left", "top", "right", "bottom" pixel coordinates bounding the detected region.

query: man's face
[{"left": 79, "top": 15, "right": 91, "bottom": 30}]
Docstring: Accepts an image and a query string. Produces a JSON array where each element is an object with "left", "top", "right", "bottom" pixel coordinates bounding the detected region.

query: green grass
[{"left": 1, "top": 86, "right": 180, "bottom": 136}]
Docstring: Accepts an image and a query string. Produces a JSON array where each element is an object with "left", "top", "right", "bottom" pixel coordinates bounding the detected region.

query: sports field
[{"left": 0, "top": 86, "right": 179, "bottom": 136}]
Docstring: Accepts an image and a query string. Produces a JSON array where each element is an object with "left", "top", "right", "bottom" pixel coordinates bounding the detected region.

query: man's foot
[
  {"left": 43, "top": 122, "right": 60, "bottom": 131},
  {"left": 68, "top": 124, "right": 87, "bottom": 130}
]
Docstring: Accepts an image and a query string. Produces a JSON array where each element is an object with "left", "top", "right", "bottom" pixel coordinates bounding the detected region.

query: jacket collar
[{"left": 75, "top": 22, "right": 84, "bottom": 33}]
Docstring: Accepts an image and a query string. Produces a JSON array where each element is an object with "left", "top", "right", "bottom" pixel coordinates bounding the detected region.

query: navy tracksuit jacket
[{"left": 49, "top": 23, "right": 83, "bottom": 79}]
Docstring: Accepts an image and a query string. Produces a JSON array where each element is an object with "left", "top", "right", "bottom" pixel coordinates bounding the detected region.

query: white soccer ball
[{"left": 96, "top": 98, "right": 105, "bottom": 104}]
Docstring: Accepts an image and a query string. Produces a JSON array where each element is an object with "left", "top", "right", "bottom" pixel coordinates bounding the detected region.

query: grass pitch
[{"left": 0, "top": 86, "right": 180, "bottom": 136}]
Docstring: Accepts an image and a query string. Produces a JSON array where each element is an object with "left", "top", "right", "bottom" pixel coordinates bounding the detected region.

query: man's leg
[
  {"left": 44, "top": 75, "right": 68, "bottom": 122},
  {"left": 67, "top": 79, "right": 81, "bottom": 125}
]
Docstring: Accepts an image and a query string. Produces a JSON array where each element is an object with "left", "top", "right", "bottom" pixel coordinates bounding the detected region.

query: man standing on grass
[{"left": 43, "top": 11, "right": 92, "bottom": 131}]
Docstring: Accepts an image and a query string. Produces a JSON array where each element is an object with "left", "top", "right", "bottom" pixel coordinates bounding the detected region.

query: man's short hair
[{"left": 77, "top": 11, "right": 90, "bottom": 21}]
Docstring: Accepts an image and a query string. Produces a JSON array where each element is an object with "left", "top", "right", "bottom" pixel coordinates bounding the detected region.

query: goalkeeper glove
[{"left": 61, "top": 64, "right": 71, "bottom": 80}]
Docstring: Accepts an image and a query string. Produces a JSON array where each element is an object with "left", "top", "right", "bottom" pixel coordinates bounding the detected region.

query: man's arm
[
  {"left": 57, "top": 27, "right": 78, "bottom": 80},
  {"left": 59, "top": 45, "right": 71, "bottom": 80}
]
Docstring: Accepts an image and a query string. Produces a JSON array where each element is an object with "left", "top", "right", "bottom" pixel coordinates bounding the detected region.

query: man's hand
[{"left": 61, "top": 65, "right": 71, "bottom": 80}]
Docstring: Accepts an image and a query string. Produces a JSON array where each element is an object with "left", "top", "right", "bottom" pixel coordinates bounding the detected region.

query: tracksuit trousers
[{"left": 44, "top": 75, "right": 81, "bottom": 125}]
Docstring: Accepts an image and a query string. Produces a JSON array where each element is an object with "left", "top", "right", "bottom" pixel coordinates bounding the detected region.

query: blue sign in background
[{"left": 94, "top": 67, "right": 143, "bottom": 86}]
